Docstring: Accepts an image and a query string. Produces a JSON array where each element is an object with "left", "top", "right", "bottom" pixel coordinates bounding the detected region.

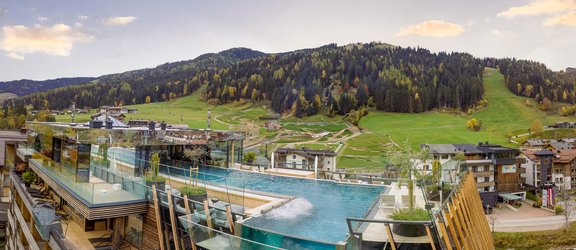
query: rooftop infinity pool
[{"left": 190, "top": 166, "right": 385, "bottom": 247}]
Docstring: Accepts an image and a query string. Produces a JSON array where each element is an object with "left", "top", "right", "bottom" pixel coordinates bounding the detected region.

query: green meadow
[{"left": 57, "top": 68, "right": 576, "bottom": 169}]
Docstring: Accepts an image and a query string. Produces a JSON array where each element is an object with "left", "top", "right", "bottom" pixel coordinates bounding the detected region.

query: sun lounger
[{"left": 380, "top": 194, "right": 396, "bottom": 209}]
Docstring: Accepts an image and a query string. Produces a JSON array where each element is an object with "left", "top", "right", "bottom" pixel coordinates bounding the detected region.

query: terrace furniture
[
  {"left": 380, "top": 194, "right": 396, "bottom": 209},
  {"left": 400, "top": 195, "right": 416, "bottom": 208}
]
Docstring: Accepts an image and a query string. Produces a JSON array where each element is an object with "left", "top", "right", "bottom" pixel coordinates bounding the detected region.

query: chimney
[{"left": 160, "top": 121, "right": 167, "bottom": 131}]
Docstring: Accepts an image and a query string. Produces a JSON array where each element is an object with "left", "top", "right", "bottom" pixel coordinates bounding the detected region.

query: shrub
[
  {"left": 466, "top": 118, "right": 482, "bottom": 131},
  {"left": 243, "top": 152, "right": 256, "bottom": 163},
  {"left": 389, "top": 208, "right": 431, "bottom": 221},
  {"left": 555, "top": 205, "right": 565, "bottom": 215},
  {"left": 526, "top": 192, "right": 538, "bottom": 202},
  {"left": 22, "top": 170, "right": 36, "bottom": 185},
  {"left": 180, "top": 186, "right": 206, "bottom": 196}
]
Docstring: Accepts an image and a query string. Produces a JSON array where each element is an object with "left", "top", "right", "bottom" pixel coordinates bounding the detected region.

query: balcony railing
[
  {"left": 29, "top": 152, "right": 146, "bottom": 205},
  {"left": 476, "top": 181, "right": 496, "bottom": 188}
]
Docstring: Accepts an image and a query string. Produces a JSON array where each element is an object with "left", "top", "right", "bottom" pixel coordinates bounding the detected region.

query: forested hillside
[
  {"left": 486, "top": 58, "right": 576, "bottom": 106},
  {"left": 203, "top": 43, "right": 485, "bottom": 116},
  {"left": 0, "top": 77, "right": 95, "bottom": 97},
  {"left": 9, "top": 47, "right": 265, "bottom": 110},
  {"left": 4, "top": 42, "right": 573, "bottom": 125}
]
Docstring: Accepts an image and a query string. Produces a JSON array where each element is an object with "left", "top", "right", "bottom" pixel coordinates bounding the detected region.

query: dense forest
[
  {"left": 8, "top": 48, "right": 265, "bottom": 111},
  {"left": 485, "top": 58, "right": 576, "bottom": 106},
  {"left": 3, "top": 42, "right": 574, "bottom": 130},
  {"left": 0, "top": 77, "right": 95, "bottom": 97},
  {"left": 203, "top": 43, "right": 485, "bottom": 116}
]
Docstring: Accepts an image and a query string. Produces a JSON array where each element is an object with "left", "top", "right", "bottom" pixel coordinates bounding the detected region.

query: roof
[
  {"left": 421, "top": 144, "right": 458, "bottom": 154},
  {"left": 523, "top": 139, "right": 549, "bottom": 146},
  {"left": 275, "top": 147, "right": 337, "bottom": 157},
  {"left": 547, "top": 141, "right": 573, "bottom": 150},
  {"left": 498, "top": 193, "right": 524, "bottom": 201},
  {"left": 560, "top": 138, "right": 576, "bottom": 143},
  {"left": 83, "top": 114, "right": 128, "bottom": 128},
  {"left": 534, "top": 149, "right": 555, "bottom": 156},
  {"left": 553, "top": 149, "right": 576, "bottom": 163},
  {"left": 477, "top": 143, "right": 519, "bottom": 154},
  {"left": 453, "top": 144, "right": 484, "bottom": 154},
  {"left": 0, "top": 130, "right": 27, "bottom": 138}
]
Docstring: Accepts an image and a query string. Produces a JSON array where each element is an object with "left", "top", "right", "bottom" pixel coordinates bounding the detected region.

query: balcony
[
  {"left": 28, "top": 153, "right": 147, "bottom": 220},
  {"left": 473, "top": 171, "right": 493, "bottom": 178},
  {"left": 476, "top": 181, "right": 495, "bottom": 188}
]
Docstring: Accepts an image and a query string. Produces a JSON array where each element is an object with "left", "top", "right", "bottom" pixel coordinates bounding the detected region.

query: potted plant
[
  {"left": 388, "top": 141, "right": 433, "bottom": 237},
  {"left": 180, "top": 185, "right": 208, "bottom": 203},
  {"left": 243, "top": 152, "right": 256, "bottom": 164},
  {"left": 22, "top": 170, "right": 36, "bottom": 187},
  {"left": 16, "top": 162, "right": 27, "bottom": 173},
  {"left": 145, "top": 152, "right": 165, "bottom": 190}
]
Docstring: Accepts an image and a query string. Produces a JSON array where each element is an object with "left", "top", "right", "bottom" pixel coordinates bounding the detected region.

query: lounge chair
[
  {"left": 380, "top": 194, "right": 396, "bottom": 209},
  {"left": 400, "top": 195, "right": 416, "bottom": 208}
]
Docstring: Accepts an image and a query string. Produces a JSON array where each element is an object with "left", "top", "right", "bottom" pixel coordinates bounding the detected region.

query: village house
[
  {"left": 421, "top": 142, "right": 524, "bottom": 207},
  {"left": 271, "top": 147, "right": 337, "bottom": 173}
]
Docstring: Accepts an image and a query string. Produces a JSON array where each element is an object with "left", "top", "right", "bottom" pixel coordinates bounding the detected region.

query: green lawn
[
  {"left": 358, "top": 68, "right": 576, "bottom": 149},
  {"left": 494, "top": 222, "right": 576, "bottom": 250},
  {"left": 55, "top": 86, "right": 270, "bottom": 130}
]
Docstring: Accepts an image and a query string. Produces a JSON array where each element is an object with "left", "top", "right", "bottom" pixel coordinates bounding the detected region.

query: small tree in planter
[
  {"left": 183, "top": 147, "right": 208, "bottom": 202},
  {"left": 180, "top": 185, "right": 207, "bottom": 203},
  {"left": 22, "top": 169, "right": 36, "bottom": 187},
  {"left": 243, "top": 152, "right": 256, "bottom": 164},
  {"left": 144, "top": 152, "right": 165, "bottom": 190},
  {"left": 388, "top": 141, "right": 432, "bottom": 237}
]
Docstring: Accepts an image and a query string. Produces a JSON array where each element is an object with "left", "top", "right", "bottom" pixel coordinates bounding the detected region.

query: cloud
[
  {"left": 102, "top": 16, "right": 137, "bottom": 26},
  {"left": 78, "top": 15, "right": 88, "bottom": 20},
  {"left": 544, "top": 11, "right": 576, "bottom": 25},
  {"left": 498, "top": 0, "right": 576, "bottom": 18},
  {"left": 395, "top": 20, "right": 465, "bottom": 37},
  {"left": 37, "top": 17, "right": 48, "bottom": 22},
  {"left": 0, "top": 24, "right": 92, "bottom": 59},
  {"left": 490, "top": 28, "right": 516, "bottom": 37}
]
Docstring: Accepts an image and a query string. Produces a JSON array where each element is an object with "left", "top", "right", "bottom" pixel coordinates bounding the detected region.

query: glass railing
[
  {"left": 178, "top": 214, "right": 283, "bottom": 250},
  {"left": 29, "top": 152, "right": 146, "bottom": 205}
]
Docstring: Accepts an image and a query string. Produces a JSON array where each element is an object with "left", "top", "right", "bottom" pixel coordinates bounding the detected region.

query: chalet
[
  {"left": 521, "top": 148, "right": 576, "bottom": 190},
  {"left": 552, "top": 121, "right": 576, "bottom": 129},
  {"left": 421, "top": 142, "right": 524, "bottom": 207},
  {"left": 546, "top": 141, "right": 574, "bottom": 150},
  {"left": 99, "top": 106, "right": 138, "bottom": 115},
  {"left": 521, "top": 139, "right": 550, "bottom": 149},
  {"left": 272, "top": 148, "right": 337, "bottom": 173}
]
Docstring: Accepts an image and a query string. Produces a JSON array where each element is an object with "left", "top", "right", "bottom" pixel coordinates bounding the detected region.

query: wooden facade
[{"left": 436, "top": 172, "right": 494, "bottom": 250}]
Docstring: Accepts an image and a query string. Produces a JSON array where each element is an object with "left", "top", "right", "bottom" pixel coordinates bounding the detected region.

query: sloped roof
[
  {"left": 553, "top": 149, "right": 576, "bottom": 163},
  {"left": 547, "top": 141, "right": 573, "bottom": 150},
  {"left": 83, "top": 114, "right": 128, "bottom": 128}
]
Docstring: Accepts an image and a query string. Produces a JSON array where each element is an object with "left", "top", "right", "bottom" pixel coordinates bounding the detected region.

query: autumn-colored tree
[
  {"left": 145, "top": 96, "right": 151, "bottom": 104},
  {"left": 531, "top": 119, "right": 543, "bottom": 134},
  {"left": 541, "top": 97, "right": 552, "bottom": 111},
  {"left": 466, "top": 118, "right": 481, "bottom": 131}
]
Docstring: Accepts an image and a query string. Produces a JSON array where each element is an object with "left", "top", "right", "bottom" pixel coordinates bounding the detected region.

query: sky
[{"left": 0, "top": 0, "right": 575, "bottom": 81}]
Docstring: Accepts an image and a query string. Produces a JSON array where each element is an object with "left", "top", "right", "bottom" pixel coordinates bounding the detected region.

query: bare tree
[
  {"left": 558, "top": 187, "right": 575, "bottom": 232},
  {"left": 183, "top": 146, "right": 207, "bottom": 166}
]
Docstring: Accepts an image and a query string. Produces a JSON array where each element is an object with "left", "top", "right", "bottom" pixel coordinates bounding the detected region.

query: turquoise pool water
[
  {"left": 106, "top": 148, "right": 385, "bottom": 248},
  {"left": 168, "top": 166, "right": 385, "bottom": 248}
]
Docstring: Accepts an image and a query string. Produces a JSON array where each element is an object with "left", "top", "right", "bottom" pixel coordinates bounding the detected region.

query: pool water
[
  {"left": 106, "top": 148, "right": 385, "bottom": 247},
  {"left": 190, "top": 166, "right": 384, "bottom": 246}
]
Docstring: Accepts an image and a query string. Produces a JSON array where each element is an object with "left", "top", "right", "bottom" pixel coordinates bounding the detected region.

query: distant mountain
[
  {"left": 0, "top": 77, "right": 96, "bottom": 97},
  {"left": 9, "top": 47, "right": 266, "bottom": 110}
]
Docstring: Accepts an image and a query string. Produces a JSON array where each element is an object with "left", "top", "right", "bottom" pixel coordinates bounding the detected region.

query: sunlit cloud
[
  {"left": 0, "top": 24, "right": 92, "bottom": 59},
  {"left": 102, "top": 16, "right": 137, "bottom": 26},
  {"left": 395, "top": 20, "right": 465, "bottom": 37},
  {"left": 545, "top": 11, "right": 576, "bottom": 25},
  {"left": 498, "top": 0, "right": 576, "bottom": 18},
  {"left": 37, "top": 17, "right": 48, "bottom": 22}
]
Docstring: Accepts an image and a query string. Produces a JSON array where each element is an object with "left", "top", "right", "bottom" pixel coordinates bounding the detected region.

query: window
[
  {"left": 441, "top": 155, "right": 449, "bottom": 159},
  {"left": 484, "top": 177, "right": 490, "bottom": 182}
]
